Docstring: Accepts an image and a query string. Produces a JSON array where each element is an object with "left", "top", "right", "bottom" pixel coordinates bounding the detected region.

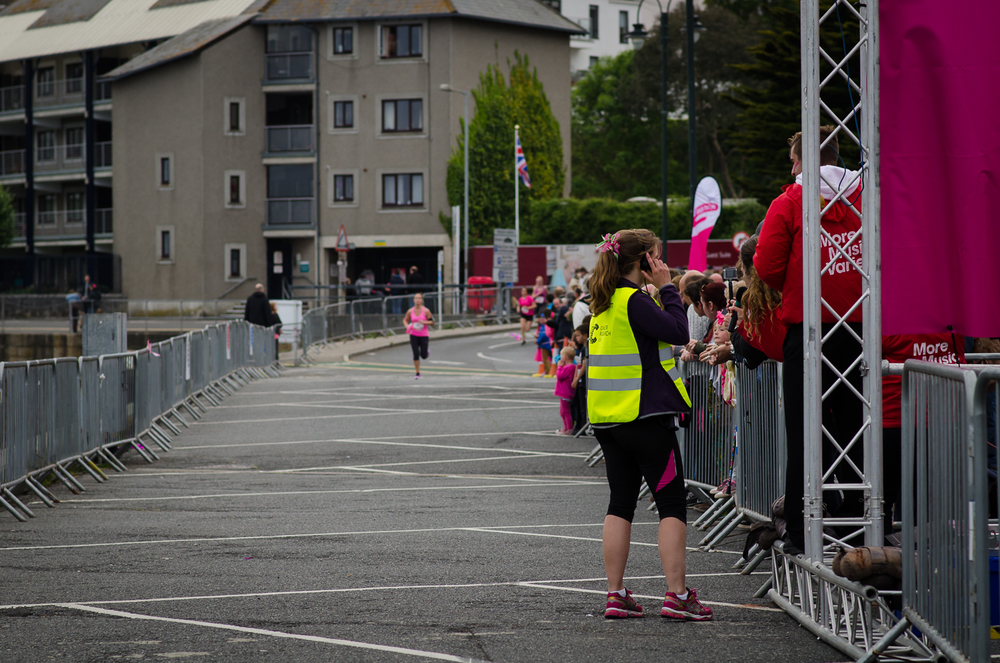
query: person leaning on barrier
[
  {"left": 679, "top": 276, "right": 711, "bottom": 361},
  {"left": 244, "top": 283, "right": 271, "bottom": 327},
  {"left": 753, "top": 124, "right": 864, "bottom": 555},
  {"left": 587, "top": 228, "right": 712, "bottom": 621},
  {"left": 724, "top": 235, "right": 786, "bottom": 369}
]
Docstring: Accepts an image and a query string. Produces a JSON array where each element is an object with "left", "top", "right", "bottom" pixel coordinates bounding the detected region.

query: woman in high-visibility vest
[{"left": 588, "top": 229, "right": 712, "bottom": 621}]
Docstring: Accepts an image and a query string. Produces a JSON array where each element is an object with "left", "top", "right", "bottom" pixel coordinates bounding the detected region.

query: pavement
[{"left": 0, "top": 326, "right": 851, "bottom": 663}]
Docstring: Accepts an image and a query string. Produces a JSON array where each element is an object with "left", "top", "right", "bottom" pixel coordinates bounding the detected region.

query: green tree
[
  {"left": 570, "top": 50, "right": 688, "bottom": 200},
  {"left": 726, "top": 0, "right": 861, "bottom": 203},
  {"left": 445, "top": 53, "right": 564, "bottom": 245},
  {"left": 0, "top": 185, "right": 14, "bottom": 248}
]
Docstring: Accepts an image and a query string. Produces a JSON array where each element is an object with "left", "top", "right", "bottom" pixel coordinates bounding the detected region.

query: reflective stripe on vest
[{"left": 587, "top": 287, "right": 692, "bottom": 424}]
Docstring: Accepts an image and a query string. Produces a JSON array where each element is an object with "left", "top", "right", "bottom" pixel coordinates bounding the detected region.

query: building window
[
  {"left": 539, "top": 0, "right": 561, "bottom": 10},
  {"left": 224, "top": 243, "right": 247, "bottom": 280},
  {"left": 37, "top": 66, "right": 55, "bottom": 97},
  {"left": 382, "top": 99, "right": 422, "bottom": 132},
  {"left": 620, "top": 11, "right": 629, "bottom": 44},
  {"left": 334, "top": 174, "right": 354, "bottom": 202},
  {"left": 382, "top": 173, "right": 423, "bottom": 207},
  {"left": 65, "top": 127, "right": 84, "bottom": 161},
  {"left": 225, "top": 98, "right": 245, "bottom": 135},
  {"left": 266, "top": 25, "right": 313, "bottom": 80},
  {"left": 65, "top": 62, "right": 83, "bottom": 94},
  {"left": 160, "top": 229, "right": 171, "bottom": 260},
  {"left": 333, "top": 27, "right": 353, "bottom": 54},
  {"left": 38, "top": 194, "right": 57, "bottom": 225},
  {"left": 589, "top": 56, "right": 599, "bottom": 68},
  {"left": 225, "top": 170, "right": 246, "bottom": 208},
  {"left": 267, "top": 164, "right": 313, "bottom": 225},
  {"left": 380, "top": 25, "right": 422, "bottom": 58},
  {"left": 589, "top": 5, "right": 599, "bottom": 39},
  {"left": 160, "top": 157, "right": 171, "bottom": 186},
  {"left": 334, "top": 100, "right": 353, "bottom": 128},
  {"left": 66, "top": 192, "right": 84, "bottom": 224},
  {"left": 36, "top": 130, "right": 56, "bottom": 162}
]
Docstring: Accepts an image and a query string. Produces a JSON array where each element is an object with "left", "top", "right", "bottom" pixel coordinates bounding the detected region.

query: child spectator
[
  {"left": 554, "top": 346, "right": 578, "bottom": 434},
  {"left": 534, "top": 315, "right": 553, "bottom": 377}
]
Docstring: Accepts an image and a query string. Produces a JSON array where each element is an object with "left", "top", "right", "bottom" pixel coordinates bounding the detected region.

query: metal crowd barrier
[
  {"left": 297, "top": 285, "right": 511, "bottom": 364},
  {"left": 0, "top": 320, "right": 281, "bottom": 522}
]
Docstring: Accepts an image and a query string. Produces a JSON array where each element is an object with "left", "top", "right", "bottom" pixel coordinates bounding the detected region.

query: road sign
[
  {"left": 732, "top": 231, "right": 750, "bottom": 250},
  {"left": 335, "top": 224, "right": 350, "bottom": 252},
  {"left": 492, "top": 228, "right": 518, "bottom": 283}
]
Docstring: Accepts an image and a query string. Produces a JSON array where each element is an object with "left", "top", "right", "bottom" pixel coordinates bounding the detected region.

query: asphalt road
[{"left": 0, "top": 332, "right": 847, "bottom": 663}]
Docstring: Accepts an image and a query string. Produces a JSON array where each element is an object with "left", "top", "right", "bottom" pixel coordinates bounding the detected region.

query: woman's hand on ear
[{"left": 641, "top": 253, "right": 672, "bottom": 289}]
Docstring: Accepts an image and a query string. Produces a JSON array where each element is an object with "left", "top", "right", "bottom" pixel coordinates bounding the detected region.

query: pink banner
[
  {"left": 881, "top": 1, "right": 1000, "bottom": 336},
  {"left": 687, "top": 177, "right": 722, "bottom": 272}
]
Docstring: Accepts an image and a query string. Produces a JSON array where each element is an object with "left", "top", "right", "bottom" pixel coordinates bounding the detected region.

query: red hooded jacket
[{"left": 754, "top": 183, "right": 863, "bottom": 325}]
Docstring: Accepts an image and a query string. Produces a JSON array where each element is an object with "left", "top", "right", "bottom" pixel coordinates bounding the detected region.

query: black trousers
[{"left": 782, "top": 322, "right": 864, "bottom": 547}]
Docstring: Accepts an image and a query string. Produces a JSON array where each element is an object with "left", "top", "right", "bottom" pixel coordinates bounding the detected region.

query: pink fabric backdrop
[{"left": 880, "top": 1, "right": 1000, "bottom": 335}]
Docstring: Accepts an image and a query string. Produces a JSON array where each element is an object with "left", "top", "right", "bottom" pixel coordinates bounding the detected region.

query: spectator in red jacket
[
  {"left": 753, "top": 125, "right": 864, "bottom": 554},
  {"left": 881, "top": 333, "right": 965, "bottom": 532}
]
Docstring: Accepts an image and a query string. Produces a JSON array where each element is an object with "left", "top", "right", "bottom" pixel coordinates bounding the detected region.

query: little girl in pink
[{"left": 554, "top": 346, "right": 578, "bottom": 434}]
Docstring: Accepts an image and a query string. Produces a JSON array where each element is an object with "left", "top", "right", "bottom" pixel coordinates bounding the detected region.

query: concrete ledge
[{"left": 305, "top": 323, "right": 521, "bottom": 364}]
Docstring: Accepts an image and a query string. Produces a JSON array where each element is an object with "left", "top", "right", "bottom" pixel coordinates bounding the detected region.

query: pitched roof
[
  {"left": 0, "top": 0, "right": 259, "bottom": 63},
  {"left": 254, "top": 0, "right": 584, "bottom": 33},
  {"left": 102, "top": 14, "right": 255, "bottom": 81}
]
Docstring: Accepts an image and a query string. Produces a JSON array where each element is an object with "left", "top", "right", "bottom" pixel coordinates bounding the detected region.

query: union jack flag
[{"left": 515, "top": 131, "right": 531, "bottom": 188}]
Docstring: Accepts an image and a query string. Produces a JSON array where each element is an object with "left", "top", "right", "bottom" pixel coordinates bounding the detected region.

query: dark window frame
[
  {"left": 333, "top": 174, "right": 354, "bottom": 202},
  {"left": 229, "top": 101, "right": 242, "bottom": 133},
  {"left": 381, "top": 98, "right": 423, "bottom": 133},
  {"left": 36, "top": 66, "right": 55, "bottom": 97},
  {"left": 65, "top": 62, "right": 84, "bottom": 94},
  {"left": 333, "top": 26, "right": 353, "bottom": 55},
  {"left": 160, "top": 156, "right": 171, "bottom": 186},
  {"left": 619, "top": 11, "right": 629, "bottom": 44},
  {"left": 160, "top": 229, "right": 172, "bottom": 260},
  {"left": 229, "top": 174, "right": 242, "bottom": 205},
  {"left": 589, "top": 5, "right": 599, "bottom": 39},
  {"left": 334, "top": 100, "right": 354, "bottom": 128},
  {"left": 381, "top": 173, "right": 424, "bottom": 208},
  {"left": 380, "top": 24, "right": 422, "bottom": 58},
  {"left": 229, "top": 248, "right": 242, "bottom": 278}
]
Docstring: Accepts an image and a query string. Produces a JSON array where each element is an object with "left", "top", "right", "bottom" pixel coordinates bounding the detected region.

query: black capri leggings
[
  {"left": 595, "top": 415, "right": 687, "bottom": 523},
  {"left": 409, "top": 335, "right": 429, "bottom": 361}
]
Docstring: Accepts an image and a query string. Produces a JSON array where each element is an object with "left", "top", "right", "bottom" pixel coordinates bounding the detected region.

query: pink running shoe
[
  {"left": 661, "top": 587, "right": 713, "bottom": 621},
  {"left": 605, "top": 589, "right": 644, "bottom": 619}
]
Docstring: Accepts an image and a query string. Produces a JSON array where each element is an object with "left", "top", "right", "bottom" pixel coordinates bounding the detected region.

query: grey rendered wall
[
  {"left": 198, "top": 24, "right": 267, "bottom": 300},
  {"left": 112, "top": 56, "right": 205, "bottom": 300}
]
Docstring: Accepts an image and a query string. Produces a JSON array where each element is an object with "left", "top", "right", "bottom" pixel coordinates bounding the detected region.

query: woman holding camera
[{"left": 587, "top": 228, "right": 713, "bottom": 622}]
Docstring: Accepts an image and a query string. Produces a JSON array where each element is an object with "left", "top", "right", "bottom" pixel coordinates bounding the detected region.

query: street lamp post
[
  {"left": 628, "top": 0, "right": 672, "bottom": 243},
  {"left": 439, "top": 84, "right": 470, "bottom": 300},
  {"left": 629, "top": 1, "right": 704, "bottom": 242}
]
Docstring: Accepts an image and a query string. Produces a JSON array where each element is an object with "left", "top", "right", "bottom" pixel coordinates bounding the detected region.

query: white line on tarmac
[
  {"left": 515, "top": 583, "right": 783, "bottom": 613},
  {"left": 0, "top": 523, "right": 627, "bottom": 552},
  {"left": 55, "top": 480, "right": 602, "bottom": 504},
  {"left": 0, "top": 573, "right": 767, "bottom": 611},
  {"left": 192, "top": 404, "right": 551, "bottom": 426},
  {"left": 56, "top": 604, "right": 487, "bottom": 663},
  {"left": 175, "top": 433, "right": 585, "bottom": 454},
  {"left": 476, "top": 352, "right": 513, "bottom": 363},
  {"left": 487, "top": 340, "right": 522, "bottom": 349}
]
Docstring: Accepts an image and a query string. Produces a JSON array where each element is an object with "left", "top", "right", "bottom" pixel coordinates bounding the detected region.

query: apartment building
[
  {"left": 541, "top": 0, "right": 658, "bottom": 77},
  {"left": 0, "top": 0, "right": 580, "bottom": 299}
]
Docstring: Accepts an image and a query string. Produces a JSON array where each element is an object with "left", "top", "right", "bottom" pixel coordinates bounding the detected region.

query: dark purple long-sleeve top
[{"left": 620, "top": 278, "right": 690, "bottom": 419}]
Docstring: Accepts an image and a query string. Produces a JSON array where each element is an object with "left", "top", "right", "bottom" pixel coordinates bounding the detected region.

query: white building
[{"left": 542, "top": 0, "right": 703, "bottom": 77}]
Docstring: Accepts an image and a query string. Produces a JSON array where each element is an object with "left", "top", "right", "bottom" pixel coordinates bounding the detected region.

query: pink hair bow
[
  {"left": 595, "top": 232, "right": 620, "bottom": 258},
  {"left": 716, "top": 311, "right": 727, "bottom": 326}
]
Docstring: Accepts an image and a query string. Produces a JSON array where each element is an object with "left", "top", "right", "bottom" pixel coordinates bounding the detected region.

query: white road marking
[
  {"left": 54, "top": 480, "right": 601, "bottom": 505},
  {"left": 0, "top": 523, "right": 631, "bottom": 552},
  {"left": 0, "top": 572, "right": 768, "bottom": 611},
  {"left": 487, "top": 340, "right": 522, "bottom": 349},
  {"left": 192, "top": 404, "right": 551, "bottom": 426},
  {"left": 476, "top": 352, "right": 513, "bottom": 363},
  {"left": 57, "top": 604, "right": 487, "bottom": 663},
  {"left": 426, "top": 360, "right": 467, "bottom": 365},
  {"left": 175, "top": 433, "right": 584, "bottom": 454}
]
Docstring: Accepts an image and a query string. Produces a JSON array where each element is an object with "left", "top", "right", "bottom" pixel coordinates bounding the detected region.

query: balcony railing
[
  {"left": 96, "top": 80, "right": 112, "bottom": 102},
  {"left": 35, "top": 77, "right": 85, "bottom": 107},
  {"left": 266, "top": 125, "right": 313, "bottom": 153},
  {"left": 12, "top": 208, "right": 112, "bottom": 240},
  {"left": 265, "top": 52, "right": 312, "bottom": 80},
  {"left": 0, "top": 149, "right": 25, "bottom": 177},
  {"left": 570, "top": 17, "right": 592, "bottom": 39},
  {"left": 95, "top": 141, "right": 112, "bottom": 168},
  {"left": 32, "top": 142, "right": 112, "bottom": 172},
  {"left": 0, "top": 85, "right": 23, "bottom": 113},
  {"left": 266, "top": 198, "right": 313, "bottom": 226}
]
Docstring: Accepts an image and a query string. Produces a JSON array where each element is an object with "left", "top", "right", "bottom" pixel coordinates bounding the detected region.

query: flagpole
[{"left": 514, "top": 124, "right": 519, "bottom": 245}]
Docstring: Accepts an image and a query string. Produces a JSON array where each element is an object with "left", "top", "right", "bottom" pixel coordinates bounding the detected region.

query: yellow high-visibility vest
[{"left": 587, "top": 287, "right": 691, "bottom": 424}]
